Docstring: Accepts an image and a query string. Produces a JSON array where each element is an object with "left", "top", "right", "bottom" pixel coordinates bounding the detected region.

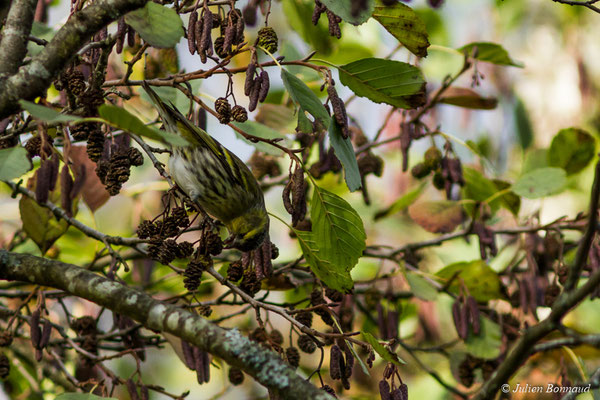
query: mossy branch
[
  {"left": 0, "top": 250, "right": 333, "bottom": 400},
  {"left": 0, "top": 0, "right": 149, "bottom": 119}
]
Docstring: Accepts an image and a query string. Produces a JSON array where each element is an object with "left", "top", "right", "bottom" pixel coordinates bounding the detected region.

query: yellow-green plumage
[{"left": 142, "top": 82, "right": 269, "bottom": 251}]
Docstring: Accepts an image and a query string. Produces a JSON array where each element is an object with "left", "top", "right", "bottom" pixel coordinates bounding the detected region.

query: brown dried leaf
[
  {"left": 439, "top": 87, "right": 498, "bottom": 110},
  {"left": 408, "top": 200, "right": 463, "bottom": 233},
  {"left": 69, "top": 145, "right": 110, "bottom": 212}
]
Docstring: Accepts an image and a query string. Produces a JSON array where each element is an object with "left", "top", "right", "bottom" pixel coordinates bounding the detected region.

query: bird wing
[{"left": 141, "top": 81, "right": 241, "bottom": 185}]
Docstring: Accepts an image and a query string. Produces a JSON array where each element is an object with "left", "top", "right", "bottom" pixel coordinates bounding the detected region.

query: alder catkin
[
  {"left": 188, "top": 11, "right": 198, "bottom": 55},
  {"left": 60, "top": 165, "right": 74, "bottom": 216},
  {"left": 258, "top": 71, "right": 270, "bottom": 103},
  {"left": 245, "top": 62, "right": 256, "bottom": 96},
  {"left": 330, "top": 345, "right": 342, "bottom": 380},
  {"left": 35, "top": 162, "right": 51, "bottom": 204},
  {"left": 200, "top": 10, "right": 214, "bottom": 55},
  {"left": 248, "top": 77, "right": 261, "bottom": 112}
]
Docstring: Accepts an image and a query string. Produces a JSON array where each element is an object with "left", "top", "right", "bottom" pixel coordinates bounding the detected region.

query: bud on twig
[
  {"left": 328, "top": 85, "right": 349, "bottom": 138},
  {"left": 466, "top": 296, "right": 480, "bottom": 335}
]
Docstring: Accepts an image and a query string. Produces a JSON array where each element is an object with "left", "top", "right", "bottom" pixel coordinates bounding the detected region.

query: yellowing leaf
[
  {"left": 19, "top": 172, "right": 74, "bottom": 254},
  {"left": 435, "top": 260, "right": 503, "bottom": 302},
  {"left": 373, "top": 2, "right": 430, "bottom": 57}
]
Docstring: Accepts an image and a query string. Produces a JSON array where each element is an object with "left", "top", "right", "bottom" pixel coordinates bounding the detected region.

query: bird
[{"left": 142, "top": 81, "right": 269, "bottom": 252}]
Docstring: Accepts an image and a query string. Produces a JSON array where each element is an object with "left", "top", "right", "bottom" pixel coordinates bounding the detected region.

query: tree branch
[
  {"left": 0, "top": 0, "right": 149, "bottom": 119},
  {"left": 0, "top": 0, "right": 38, "bottom": 75},
  {"left": 0, "top": 250, "right": 333, "bottom": 400},
  {"left": 3, "top": 180, "right": 145, "bottom": 246},
  {"left": 551, "top": 0, "right": 600, "bottom": 13},
  {"left": 563, "top": 367, "right": 600, "bottom": 400},
  {"left": 473, "top": 160, "right": 600, "bottom": 399},
  {"left": 532, "top": 333, "right": 600, "bottom": 353},
  {"left": 565, "top": 159, "right": 600, "bottom": 290}
]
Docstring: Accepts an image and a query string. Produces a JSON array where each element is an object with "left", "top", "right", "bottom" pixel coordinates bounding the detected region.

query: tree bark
[
  {"left": 0, "top": 250, "right": 333, "bottom": 400},
  {"left": 0, "top": 0, "right": 38, "bottom": 75},
  {"left": 0, "top": 0, "right": 149, "bottom": 119}
]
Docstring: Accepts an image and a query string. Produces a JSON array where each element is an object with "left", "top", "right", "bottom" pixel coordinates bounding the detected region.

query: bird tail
[
  {"left": 141, "top": 81, "right": 179, "bottom": 134},
  {"left": 141, "top": 81, "right": 218, "bottom": 151}
]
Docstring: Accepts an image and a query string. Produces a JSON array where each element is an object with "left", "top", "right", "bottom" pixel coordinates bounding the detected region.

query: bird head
[{"left": 224, "top": 208, "right": 269, "bottom": 252}]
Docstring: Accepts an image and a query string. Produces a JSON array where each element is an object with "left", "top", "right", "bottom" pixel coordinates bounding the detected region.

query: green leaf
[
  {"left": 363, "top": 331, "right": 406, "bottom": 365},
  {"left": 19, "top": 100, "right": 79, "bottom": 123},
  {"left": 462, "top": 167, "right": 502, "bottom": 213},
  {"left": 56, "top": 394, "right": 118, "bottom": 400},
  {"left": 98, "top": 104, "right": 188, "bottom": 147},
  {"left": 231, "top": 121, "right": 290, "bottom": 156},
  {"left": 374, "top": 181, "right": 426, "bottom": 220},
  {"left": 282, "top": 0, "right": 333, "bottom": 55},
  {"left": 465, "top": 316, "right": 502, "bottom": 359},
  {"left": 311, "top": 186, "right": 366, "bottom": 288},
  {"left": 125, "top": 2, "right": 183, "bottom": 48},
  {"left": 372, "top": 2, "right": 430, "bottom": 57},
  {"left": 458, "top": 42, "right": 523, "bottom": 67},
  {"left": 439, "top": 87, "right": 498, "bottom": 110},
  {"left": 296, "top": 108, "right": 313, "bottom": 134},
  {"left": 548, "top": 127, "right": 595, "bottom": 175},
  {"left": 512, "top": 167, "right": 567, "bottom": 199},
  {"left": 319, "top": 0, "right": 374, "bottom": 25},
  {"left": 328, "top": 120, "right": 361, "bottom": 192},
  {"left": 296, "top": 230, "right": 354, "bottom": 292},
  {"left": 405, "top": 271, "right": 437, "bottom": 301},
  {"left": 414, "top": 7, "right": 449, "bottom": 46},
  {"left": 281, "top": 67, "right": 362, "bottom": 192},
  {"left": 281, "top": 69, "right": 330, "bottom": 127},
  {"left": 28, "top": 22, "right": 55, "bottom": 56},
  {"left": 492, "top": 179, "right": 521, "bottom": 216},
  {"left": 408, "top": 200, "right": 463, "bottom": 233},
  {"left": 522, "top": 148, "right": 549, "bottom": 173},
  {"left": 255, "top": 104, "right": 297, "bottom": 133},
  {"left": 514, "top": 97, "right": 533, "bottom": 150},
  {"left": 461, "top": 168, "right": 520, "bottom": 216},
  {"left": 0, "top": 147, "right": 31, "bottom": 181},
  {"left": 435, "top": 260, "right": 503, "bottom": 302},
  {"left": 337, "top": 58, "right": 426, "bottom": 109}
]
